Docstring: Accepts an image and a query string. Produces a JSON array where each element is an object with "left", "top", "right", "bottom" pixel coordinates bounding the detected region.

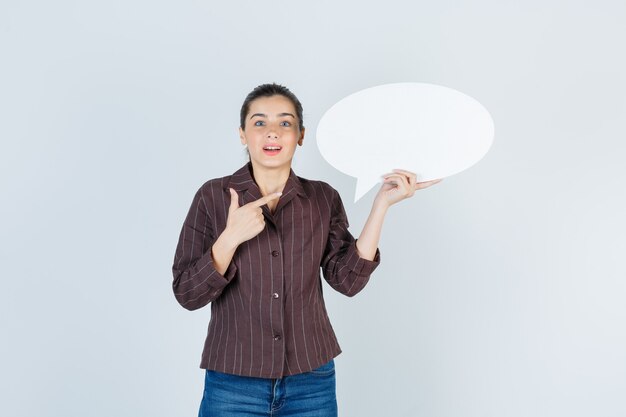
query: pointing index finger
[{"left": 249, "top": 192, "right": 282, "bottom": 207}]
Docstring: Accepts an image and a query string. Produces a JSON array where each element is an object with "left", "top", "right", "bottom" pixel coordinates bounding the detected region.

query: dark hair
[{"left": 240, "top": 83, "right": 304, "bottom": 132}]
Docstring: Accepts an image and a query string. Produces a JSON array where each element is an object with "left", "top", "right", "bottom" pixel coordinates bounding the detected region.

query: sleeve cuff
[
  {"left": 346, "top": 239, "right": 381, "bottom": 276},
  {"left": 196, "top": 250, "right": 238, "bottom": 289}
]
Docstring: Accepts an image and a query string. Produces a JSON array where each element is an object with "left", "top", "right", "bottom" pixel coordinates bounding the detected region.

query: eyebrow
[{"left": 249, "top": 113, "right": 296, "bottom": 119}]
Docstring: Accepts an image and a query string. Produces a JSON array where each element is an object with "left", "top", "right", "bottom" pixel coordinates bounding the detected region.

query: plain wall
[{"left": 1, "top": 1, "right": 625, "bottom": 416}]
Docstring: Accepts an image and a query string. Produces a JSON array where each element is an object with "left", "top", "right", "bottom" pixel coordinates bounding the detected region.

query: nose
[{"left": 265, "top": 120, "right": 280, "bottom": 139}]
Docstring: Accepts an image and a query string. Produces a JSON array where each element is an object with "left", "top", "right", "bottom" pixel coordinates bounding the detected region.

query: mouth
[{"left": 263, "top": 145, "right": 282, "bottom": 156}]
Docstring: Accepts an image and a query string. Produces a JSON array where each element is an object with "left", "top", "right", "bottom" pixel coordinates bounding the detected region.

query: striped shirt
[{"left": 172, "top": 161, "right": 381, "bottom": 378}]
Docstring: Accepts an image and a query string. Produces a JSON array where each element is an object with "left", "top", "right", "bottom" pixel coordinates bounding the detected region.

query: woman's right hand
[{"left": 223, "top": 188, "right": 282, "bottom": 246}]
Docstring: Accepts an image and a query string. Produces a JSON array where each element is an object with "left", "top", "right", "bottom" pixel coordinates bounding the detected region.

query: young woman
[{"left": 172, "top": 83, "right": 442, "bottom": 417}]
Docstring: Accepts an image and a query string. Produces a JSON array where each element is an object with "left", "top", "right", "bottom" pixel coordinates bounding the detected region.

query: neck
[{"left": 249, "top": 160, "right": 290, "bottom": 196}]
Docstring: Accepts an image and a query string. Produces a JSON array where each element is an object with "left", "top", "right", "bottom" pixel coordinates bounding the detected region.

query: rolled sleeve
[
  {"left": 345, "top": 239, "right": 381, "bottom": 277},
  {"left": 172, "top": 186, "right": 237, "bottom": 310},
  {"left": 321, "top": 189, "right": 381, "bottom": 297}
]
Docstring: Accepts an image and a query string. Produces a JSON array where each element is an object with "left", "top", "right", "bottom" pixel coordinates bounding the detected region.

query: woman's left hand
[{"left": 373, "top": 169, "right": 443, "bottom": 209}]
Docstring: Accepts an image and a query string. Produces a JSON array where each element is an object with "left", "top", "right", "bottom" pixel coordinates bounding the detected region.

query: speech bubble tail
[{"left": 354, "top": 176, "right": 378, "bottom": 203}]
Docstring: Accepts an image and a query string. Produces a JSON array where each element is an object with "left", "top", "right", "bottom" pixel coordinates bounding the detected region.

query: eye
[
  {"left": 254, "top": 120, "right": 265, "bottom": 126},
  {"left": 280, "top": 121, "right": 291, "bottom": 127}
]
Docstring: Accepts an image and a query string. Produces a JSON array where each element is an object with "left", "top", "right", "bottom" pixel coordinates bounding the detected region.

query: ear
[
  {"left": 239, "top": 127, "right": 246, "bottom": 145},
  {"left": 298, "top": 127, "right": 305, "bottom": 146}
]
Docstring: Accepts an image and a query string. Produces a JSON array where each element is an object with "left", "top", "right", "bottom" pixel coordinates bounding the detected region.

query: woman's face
[{"left": 239, "top": 95, "right": 305, "bottom": 171}]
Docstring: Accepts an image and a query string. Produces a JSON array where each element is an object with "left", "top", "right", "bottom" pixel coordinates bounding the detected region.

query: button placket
[{"left": 269, "top": 224, "right": 286, "bottom": 374}]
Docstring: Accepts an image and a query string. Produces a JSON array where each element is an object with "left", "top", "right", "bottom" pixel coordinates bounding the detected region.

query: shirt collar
[{"left": 226, "top": 161, "right": 308, "bottom": 200}]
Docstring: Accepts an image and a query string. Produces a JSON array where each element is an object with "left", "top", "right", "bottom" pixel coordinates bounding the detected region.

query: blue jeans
[{"left": 198, "top": 359, "right": 338, "bottom": 417}]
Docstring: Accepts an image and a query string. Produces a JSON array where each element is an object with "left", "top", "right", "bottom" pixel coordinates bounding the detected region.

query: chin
[
  {"left": 252, "top": 157, "right": 288, "bottom": 168},
  {"left": 254, "top": 153, "right": 294, "bottom": 165}
]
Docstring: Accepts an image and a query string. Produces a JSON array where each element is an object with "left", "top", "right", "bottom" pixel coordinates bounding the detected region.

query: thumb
[{"left": 228, "top": 188, "right": 239, "bottom": 213}]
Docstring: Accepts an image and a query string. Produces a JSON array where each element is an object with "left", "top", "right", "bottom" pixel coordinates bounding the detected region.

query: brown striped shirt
[{"left": 172, "top": 161, "right": 381, "bottom": 378}]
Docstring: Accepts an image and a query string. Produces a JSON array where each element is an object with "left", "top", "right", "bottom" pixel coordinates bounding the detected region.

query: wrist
[
  {"left": 217, "top": 228, "right": 240, "bottom": 251},
  {"left": 372, "top": 200, "right": 390, "bottom": 214}
]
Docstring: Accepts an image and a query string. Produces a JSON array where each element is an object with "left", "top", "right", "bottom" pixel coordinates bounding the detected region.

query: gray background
[{"left": 1, "top": 1, "right": 625, "bottom": 416}]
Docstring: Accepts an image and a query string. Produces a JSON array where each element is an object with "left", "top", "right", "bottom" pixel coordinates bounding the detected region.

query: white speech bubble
[{"left": 316, "top": 82, "right": 495, "bottom": 202}]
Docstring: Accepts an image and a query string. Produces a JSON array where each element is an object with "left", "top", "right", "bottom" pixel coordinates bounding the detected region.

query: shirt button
[
  {"left": 271, "top": 250, "right": 279, "bottom": 257},
  {"left": 274, "top": 335, "right": 281, "bottom": 341},
  {"left": 272, "top": 292, "right": 279, "bottom": 299}
]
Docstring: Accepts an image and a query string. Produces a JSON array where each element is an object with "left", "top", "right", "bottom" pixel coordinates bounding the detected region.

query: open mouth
[{"left": 263, "top": 145, "right": 282, "bottom": 155}]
